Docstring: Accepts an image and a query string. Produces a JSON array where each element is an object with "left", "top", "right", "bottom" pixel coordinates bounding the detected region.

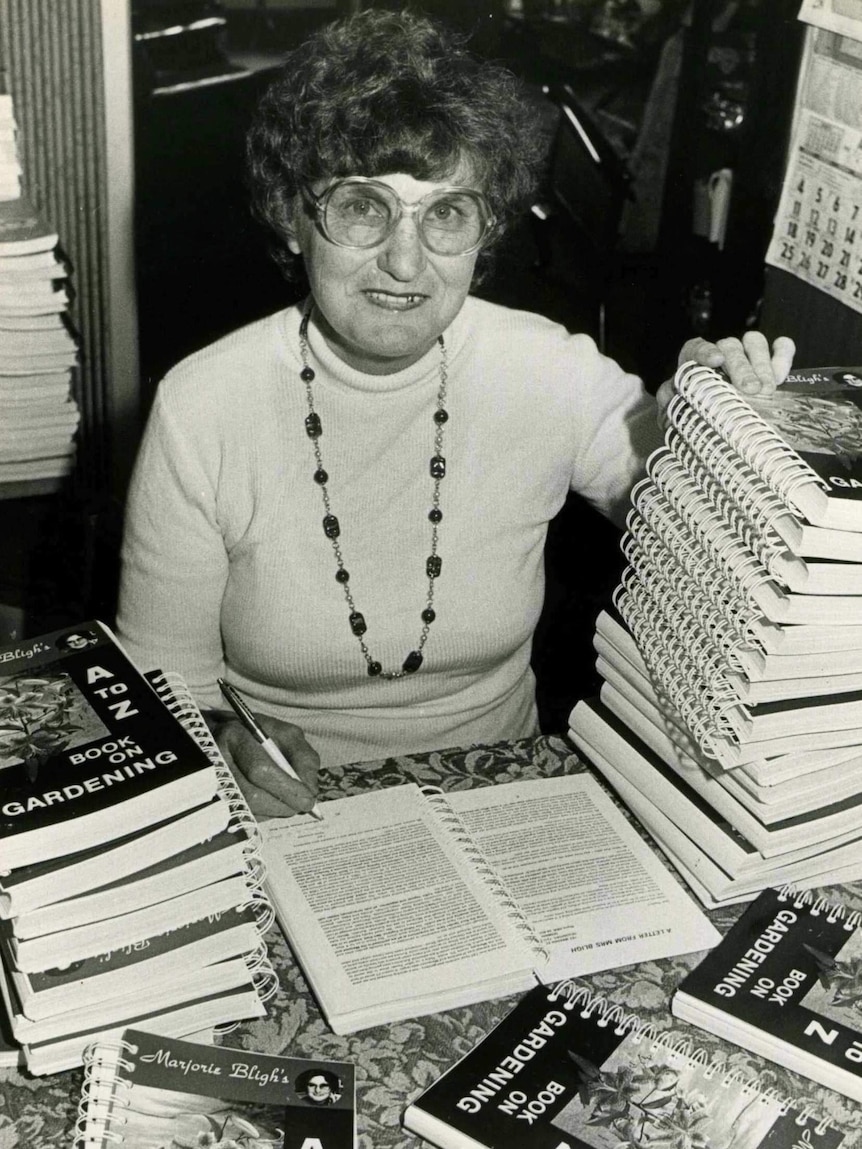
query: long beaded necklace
[{"left": 299, "top": 307, "right": 449, "bottom": 679}]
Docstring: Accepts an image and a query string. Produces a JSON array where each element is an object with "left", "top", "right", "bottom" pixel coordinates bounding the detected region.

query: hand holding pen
[{"left": 215, "top": 679, "right": 323, "bottom": 821}]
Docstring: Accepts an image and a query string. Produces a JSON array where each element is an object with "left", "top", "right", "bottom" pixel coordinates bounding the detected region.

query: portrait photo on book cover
[
  {"left": 0, "top": 664, "right": 108, "bottom": 771},
  {"left": 294, "top": 1067, "right": 343, "bottom": 1106},
  {"left": 55, "top": 627, "right": 100, "bottom": 652}
]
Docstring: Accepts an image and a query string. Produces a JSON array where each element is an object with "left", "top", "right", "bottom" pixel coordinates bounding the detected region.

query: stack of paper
[
  {"left": 569, "top": 363, "right": 862, "bottom": 909},
  {"left": 0, "top": 94, "right": 22, "bottom": 202},
  {"left": 0, "top": 196, "right": 80, "bottom": 489},
  {"left": 0, "top": 621, "right": 276, "bottom": 1074}
]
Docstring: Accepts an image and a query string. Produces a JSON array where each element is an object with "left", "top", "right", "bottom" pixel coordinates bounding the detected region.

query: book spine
[
  {"left": 150, "top": 673, "right": 278, "bottom": 1009},
  {"left": 421, "top": 789, "right": 551, "bottom": 965},
  {"left": 674, "top": 362, "right": 826, "bottom": 509},
  {"left": 74, "top": 1038, "right": 135, "bottom": 1147}
]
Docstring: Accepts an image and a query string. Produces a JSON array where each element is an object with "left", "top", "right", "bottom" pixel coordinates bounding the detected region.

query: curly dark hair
[{"left": 246, "top": 9, "right": 544, "bottom": 282}]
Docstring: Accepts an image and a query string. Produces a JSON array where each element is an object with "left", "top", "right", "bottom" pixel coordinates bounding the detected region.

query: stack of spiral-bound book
[
  {"left": 0, "top": 621, "right": 277, "bottom": 1074},
  {"left": 569, "top": 362, "right": 862, "bottom": 908}
]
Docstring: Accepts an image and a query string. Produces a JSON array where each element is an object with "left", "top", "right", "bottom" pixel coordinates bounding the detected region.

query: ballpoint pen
[{"left": 217, "top": 678, "right": 324, "bottom": 822}]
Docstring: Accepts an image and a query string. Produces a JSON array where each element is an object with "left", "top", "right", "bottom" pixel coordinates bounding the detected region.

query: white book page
[
  {"left": 260, "top": 784, "right": 536, "bottom": 1028},
  {"left": 445, "top": 774, "right": 720, "bottom": 980}
]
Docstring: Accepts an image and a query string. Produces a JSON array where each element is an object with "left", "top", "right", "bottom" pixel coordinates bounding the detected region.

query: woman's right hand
[{"left": 205, "top": 709, "right": 321, "bottom": 818}]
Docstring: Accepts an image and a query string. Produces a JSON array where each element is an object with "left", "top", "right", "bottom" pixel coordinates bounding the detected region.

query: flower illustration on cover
[
  {"left": 551, "top": 1034, "right": 792, "bottom": 1148},
  {"left": 748, "top": 391, "right": 862, "bottom": 470},
  {"left": 100, "top": 1087, "right": 283, "bottom": 1149},
  {"left": 164, "top": 1109, "right": 281, "bottom": 1148},
  {"left": 0, "top": 669, "right": 107, "bottom": 771},
  {"left": 800, "top": 928, "right": 862, "bottom": 1024}
]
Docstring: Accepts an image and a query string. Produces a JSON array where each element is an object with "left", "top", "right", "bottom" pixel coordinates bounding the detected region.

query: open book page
[
  {"left": 444, "top": 775, "right": 720, "bottom": 981},
  {"left": 260, "top": 784, "right": 537, "bottom": 1032}
]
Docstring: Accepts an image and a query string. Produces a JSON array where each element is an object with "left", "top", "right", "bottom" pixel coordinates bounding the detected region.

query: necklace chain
[{"left": 299, "top": 307, "right": 449, "bottom": 679}]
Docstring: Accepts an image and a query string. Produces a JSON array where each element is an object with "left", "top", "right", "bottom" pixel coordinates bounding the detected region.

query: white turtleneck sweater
[{"left": 117, "top": 296, "right": 660, "bottom": 769}]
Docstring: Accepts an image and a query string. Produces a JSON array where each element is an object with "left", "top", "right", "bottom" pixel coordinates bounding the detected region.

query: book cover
[
  {"left": 0, "top": 622, "right": 218, "bottom": 868},
  {"left": 404, "top": 982, "right": 844, "bottom": 1149},
  {"left": 77, "top": 1027, "right": 355, "bottom": 1149},
  {"left": 673, "top": 886, "right": 862, "bottom": 1103}
]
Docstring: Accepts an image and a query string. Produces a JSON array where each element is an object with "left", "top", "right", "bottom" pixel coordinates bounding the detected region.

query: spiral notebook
[
  {"left": 0, "top": 622, "right": 220, "bottom": 872},
  {"left": 75, "top": 1027, "right": 355, "bottom": 1149},
  {"left": 671, "top": 362, "right": 862, "bottom": 532},
  {"left": 404, "top": 980, "right": 844, "bottom": 1149},
  {"left": 260, "top": 775, "right": 719, "bottom": 1034},
  {"left": 0, "top": 663, "right": 277, "bottom": 1074},
  {"left": 673, "top": 886, "right": 862, "bottom": 1105}
]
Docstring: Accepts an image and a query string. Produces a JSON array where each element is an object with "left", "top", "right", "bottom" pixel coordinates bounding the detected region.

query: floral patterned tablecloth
[{"left": 3, "top": 733, "right": 862, "bottom": 1147}]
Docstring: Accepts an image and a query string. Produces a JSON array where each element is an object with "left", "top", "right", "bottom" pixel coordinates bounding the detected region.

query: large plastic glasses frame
[{"left": 302, "top": 177, "right": 496, "bottom": 255}]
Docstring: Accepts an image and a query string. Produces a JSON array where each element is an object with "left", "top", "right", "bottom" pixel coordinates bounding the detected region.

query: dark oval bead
[
  {"left": 430, "top": 455, "right": 446, "bottom": 479},
  {"left": 403, "top": 650, "right": 423, "bottom": 673},
  {"left": 367, "top": 660, "right": 382, "bottom": 677},
  {"left": 323, "top": 514, "right": 340, "bottom": 538},
  {"left": 349, "top": 611, "right": 367, "bottom": 636},
  {"left": 335, "top": 568, "right": 350, "bottom": 583},
  {"left": 301, "top": 366, "right": 315, "bottom": 383},
  {"left": 428, "top": 507, "right": 443, "bottom": 524},
  {"left": 305, "top": 413, "right": 322, "bottom": 439},
  {"left": 313, "top": 467, "right": 328, "bottom": 485},
  {"left": 426, "top": 555, "right": 442, "bottom": 578},
  {"left": 433, "top": 408, "right": 449, "bottom": 425},
  {"left": 421, "top": 608, "right": 436, "bottom": 624}
]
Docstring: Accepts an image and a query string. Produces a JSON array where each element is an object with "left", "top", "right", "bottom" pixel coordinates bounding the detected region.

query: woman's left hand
[{"left": 656, "top": 331, "right": 796, "bottom": 429}]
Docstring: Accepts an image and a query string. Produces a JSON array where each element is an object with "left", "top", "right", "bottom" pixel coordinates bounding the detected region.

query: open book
[{"left": 260, "top": 775, "right": 719, "bottom": 1035}]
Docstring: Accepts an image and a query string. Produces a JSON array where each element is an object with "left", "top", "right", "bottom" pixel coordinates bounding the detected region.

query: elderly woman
[{"left": 116, "top": 10, "right": 794, "bottom": 816}]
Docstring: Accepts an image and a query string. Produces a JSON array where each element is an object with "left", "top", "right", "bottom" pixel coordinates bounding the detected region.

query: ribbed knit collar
[{"left": 279, "top": 296, "right": 473, "bottom": 397}]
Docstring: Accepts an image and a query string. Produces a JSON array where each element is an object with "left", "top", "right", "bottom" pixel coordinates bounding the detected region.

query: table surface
[{"left": 5, "top": 733, "right": 862, "bottom": 1148}]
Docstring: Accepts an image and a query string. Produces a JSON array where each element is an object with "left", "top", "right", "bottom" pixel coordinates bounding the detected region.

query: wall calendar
[{"left": 766, "top": 25, "right": 862, "bottom": 315}]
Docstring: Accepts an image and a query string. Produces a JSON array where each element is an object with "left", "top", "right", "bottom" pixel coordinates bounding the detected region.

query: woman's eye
[{"left": 344, "top": 197, "right": 385, "bottom": 219}]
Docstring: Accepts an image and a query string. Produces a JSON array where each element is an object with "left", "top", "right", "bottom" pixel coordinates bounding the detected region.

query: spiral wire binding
[
  {"left": 643, "top": 457, "right": 779, "bottom": 600},
  {"left": 622, "top": 522, "right": 754, "bottom": 678},
  {"left": 777, "top": 883, "right": 862, "bottom": 931},
  {"left": 675, "top": 363, "right": 827, "bottom": 512},
  {"left": 630, "top": 480, "right": 769, "bottom": 619},
  {"left": 623, "top": 513, "right": 759, "bottom": 671},
  {"left": 649, "top": 448, "right": 794, "bottom": 585},
  {"left": 74, "top": 1038, "right": 138, "bottom": 1147},
  {"left": 421, "top": 788, "right": 551, "bottom": 965},
  {"left": 666, "top": 400, "right": 805, "bottom": 547},
  {"left": 544, "top": 980, "right": 837, "bottom": 1132},
  {"left": 613, "top": 576, "right": 741, "bottom": 754},
  {"left": 149, "top": 672, "right": 279, "bottom": 1002}
]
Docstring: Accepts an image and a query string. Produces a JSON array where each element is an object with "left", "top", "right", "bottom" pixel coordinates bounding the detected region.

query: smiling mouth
[{"left": 363, "top": 290, "right": 427, "bottom": 311}]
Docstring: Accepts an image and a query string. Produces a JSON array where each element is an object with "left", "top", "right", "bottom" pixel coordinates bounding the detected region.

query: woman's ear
[{"left": 284, "top": 196, "right": 304, "bottom": 256}]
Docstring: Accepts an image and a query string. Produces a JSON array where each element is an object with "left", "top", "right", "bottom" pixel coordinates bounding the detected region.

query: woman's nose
[{"left": 376, "top": 214, "right": 427, "bottom": 280}]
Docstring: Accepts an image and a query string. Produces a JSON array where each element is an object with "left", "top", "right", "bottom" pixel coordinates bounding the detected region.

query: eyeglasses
[{"left": 304, "top": 177, "right": 495, "bottom": 256}]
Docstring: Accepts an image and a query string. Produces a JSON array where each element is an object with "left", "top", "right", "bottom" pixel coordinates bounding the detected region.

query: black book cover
[
  {"left": 0, "top": 621, "right": 213, "bottom": 845},
  {"left": 675, "top": 887, "right": 862, "bottom": 1092},
  {"left": 748, "top": 366, "right": 862, "bottom": 506},
  {"left": 405, "top": 982, "right": 844, "bottom": 1148},
  {"left": 83, "top": 1027, "right": 355, "bottom": 1149}
]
